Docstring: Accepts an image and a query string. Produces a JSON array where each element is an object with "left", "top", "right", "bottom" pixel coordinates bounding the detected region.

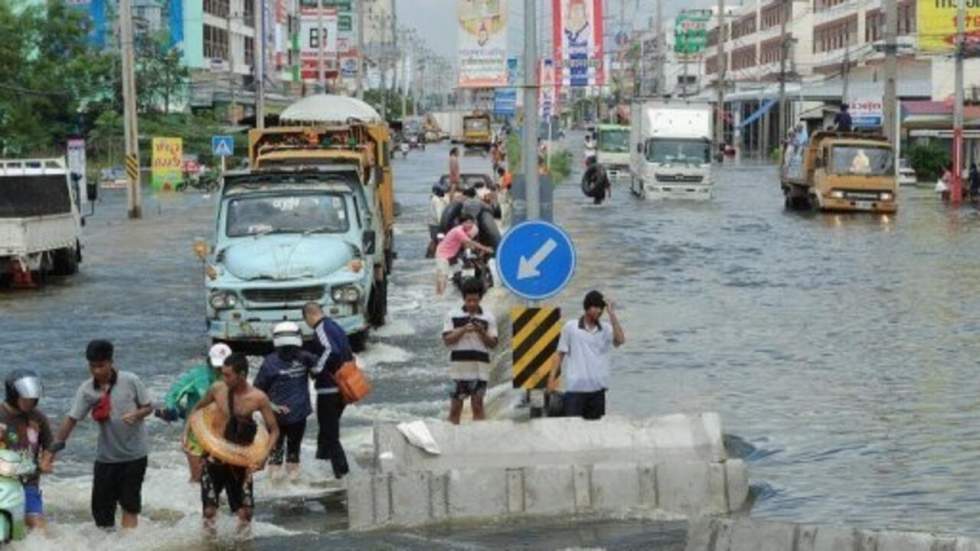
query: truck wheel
[
  {"left": 368, "top": 275, "right": 388, "bottom": 327},
  {"left": 52, "top": 244, "right": 79, "bottom": 276},
  {"left": 349, "top": 330, "right": 368, "bottom": 353}
]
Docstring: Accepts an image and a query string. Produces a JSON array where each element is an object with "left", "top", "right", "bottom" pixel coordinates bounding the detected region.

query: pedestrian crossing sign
[{"left": 211, "top": 135, "right": 234, "bottom": 157}]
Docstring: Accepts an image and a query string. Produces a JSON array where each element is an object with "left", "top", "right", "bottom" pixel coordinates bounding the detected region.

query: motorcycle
[
  {"left": 0, "top": 450, "right": 34, "bottom": 543},
  {"left": 452, "top": 248, "right": 494, "bottom": 293},
  {"left": 399, "top": 142, "right": 410, "bottom": 158},
  {"left": 409, "top": 134, "right": 425, "bottom": 151}
]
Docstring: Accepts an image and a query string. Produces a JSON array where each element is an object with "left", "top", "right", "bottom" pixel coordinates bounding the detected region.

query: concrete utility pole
[
  {"left": 883, "top": 0, "right": 898, "bottom": 147},
  {"left": 841, "top": 43, "right": 850, "bottom": 103},
  {"left": 656, "top": 0, "right": 664, "bottom": 96},
  {"left": 318, "top": 0, "right": 326, "bottom": 92},
  {"left": 953, "top": 0, "right": 966, "bottom": 204},
  {"left": 777, "top": 0, "right": 788, "bottom": 143},
  {"left": 523, "top": 0, "right": 540, "bottom": 220},
  {"left": 715, "top": 0, "right": 726, "bottom": 149},
  {"left": 227, "top": 9, "right": 236, "bottom": 119},
  {"left": 254, "top": 0, "right": 265, "bottom": 128},
  {"left": 356, "top": 0, "right": 365, "bottom": 99},
  {"left": 119, "top": 0, "right": 141, "bottom": 219}
]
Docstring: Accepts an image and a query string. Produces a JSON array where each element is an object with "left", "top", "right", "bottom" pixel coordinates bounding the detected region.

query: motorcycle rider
[{"left": 0, "top": 369, "right": 53, "bottom": 531}]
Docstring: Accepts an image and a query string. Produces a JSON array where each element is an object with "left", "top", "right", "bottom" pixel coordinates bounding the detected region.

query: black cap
[{"left": 583, "top": 290, "right": 606, "bottom": 310}]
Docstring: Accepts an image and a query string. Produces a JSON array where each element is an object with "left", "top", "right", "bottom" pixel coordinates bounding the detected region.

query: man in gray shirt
[{"left": 51, "top": 340, "right": 153, "bottom": 529}]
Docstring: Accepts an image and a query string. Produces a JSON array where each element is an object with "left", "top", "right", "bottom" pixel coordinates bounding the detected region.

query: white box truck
[
  {"left": 629, "top": 100, "right": 714, "bottom": 200},
  {"left": 0, "top": 158, "right": 94, "bottom": 287}
]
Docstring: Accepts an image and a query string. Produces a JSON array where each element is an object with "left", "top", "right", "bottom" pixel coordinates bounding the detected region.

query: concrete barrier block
[
  {"left": 390, "top": 471, "right": 431, "bottom": 526},
  {"left": 955, "top": 537, "right": 980, "bottom": 551},
  {"left": 685, "top": 517, "right": 725, "bottom": 551},
  {"left": 447, "top": 468, "right": 508, "bottom": 519},
  {"left": 506, "top": 468, "right": 525, "bottom": 514},
  {"left": 638, "top": 464, "right": 658, "bottom": 507},
  {"left": 346, "top": 475, "right": 376, "bottom": 530},
  {"left": 796, "top": 524, "right": 860, "bottom": 551},
  {"left": 524, "top": 465, "right": 577, "bottom": 515},
  {"left": 429, "top": 472, "right": 450, "bottom": 521},
  {"left": 592, "top": 463, "right": 643, "bottom": 511},
  {"left": 573, "top": 465, "right": 592, "bottom": 511},
  {"left": 872, "top": 531, "right": 949, "bottom": 551},
  {"left": 725, "top": 519, "right": 797, "bottom": 551},
  {"left": 658, "top": 461, "right": 728, "bottom": 516},
  {"left": 724, "top": 459, "right": 750, "bottom": 512}
]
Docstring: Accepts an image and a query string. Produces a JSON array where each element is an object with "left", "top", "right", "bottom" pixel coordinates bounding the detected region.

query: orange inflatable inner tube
[{"left": 189, "top": 403, "right": 271, "bottom": 468}]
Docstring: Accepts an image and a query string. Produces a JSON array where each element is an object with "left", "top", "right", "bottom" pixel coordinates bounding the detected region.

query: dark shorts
[
  {"left": 564, "top": 390, "right": 607, "bottom": 420},
  {"left": 92, "top": 456, "right": 148, "bottom": 528},
  {"left": 450, "top": 379, "right": 487, "bottom": 400},
  {"left": 201, "top": 460, "right": 254, "bottom": 513},
  {"left": 270, "top": 420, "right": 307, "bottom": 465}
]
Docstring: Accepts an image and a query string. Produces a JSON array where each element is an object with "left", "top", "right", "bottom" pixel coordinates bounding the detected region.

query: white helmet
[{"left": 273, "top": 322, "right": 303, "bottom": 348}]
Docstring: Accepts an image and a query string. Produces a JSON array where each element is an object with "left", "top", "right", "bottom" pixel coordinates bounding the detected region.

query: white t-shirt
[
  {"left": 557, "top": 318, "right": 614, "bottom": 392},
  {"left": 443, "top": 306, "right": 498, "bottom": 381}
]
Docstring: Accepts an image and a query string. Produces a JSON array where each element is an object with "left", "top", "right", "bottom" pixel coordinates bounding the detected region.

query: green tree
[{"left": 134, "top": 30, "right": 189, "bottom": 114}]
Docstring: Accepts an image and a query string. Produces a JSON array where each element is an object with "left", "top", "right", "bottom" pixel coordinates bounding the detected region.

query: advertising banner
[
  {"left": 300, "top": 7, "right": 339, "bottom": 81},
  {"left": 848, "top": 98, "right": 884, "bottom": 128},
  {"left": 552, "top": 0, "right": 605, "bottom": 88},
  {"left": 917, "top": 0, "right": 980, "bottom": 53},
  {"left": 151, "top": 137, "right": 183, "bottom": 191},
  {"left": 67, "top": 139, "right": 87, "bottom": 206},
  {"left": 457, "top": 0, "right": 509, "bottom": 88},
  {"left": 539, "top": 58, "right": 557, "bottom": 119}
]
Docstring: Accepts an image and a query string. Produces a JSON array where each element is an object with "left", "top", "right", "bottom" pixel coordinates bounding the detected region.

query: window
[
  {"left": 244, "top": 36, "right": 254, "bottom": 67},
  {"left": 814, "top": 0, "right": 848, "bottom": 12},
  {"left": 866, "top": 2, "right": 915, "bottom": 42},
  {"left": 203, "top": 24, "right": 228, "bottom": 60},
  {"left": 732, "top": 15, "right": 757, "bottom": 40},
  {"left": 243, "top": 0, "right": 254, "bottom": 26},
  {"left": 731, "top": 45, "right": 757, "bottom": 70},
  {"left": 203, "top": 0, "right": 229, "bottom": 18},
  {"left": 760, "top": 37, "right": 785, "bottom": 64},
  {"left": 813, "top": 15, "right": 857, "bottom": 53},
  {"left": 761, "top": 2, "right": 789, "bottom": 30}
]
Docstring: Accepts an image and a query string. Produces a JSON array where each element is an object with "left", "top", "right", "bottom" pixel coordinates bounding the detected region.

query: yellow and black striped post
[
  {"left": 511, "top": 306, "right": 562, "bottom": 390},
  {"left": 125, "top": 153, "right": 139, "bottom": 184}
]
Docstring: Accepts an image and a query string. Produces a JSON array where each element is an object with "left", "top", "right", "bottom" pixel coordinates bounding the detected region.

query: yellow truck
[
  {"left": 781, "top": 131, "right": 897, "bottom": 214},
  {"left": 201, "top": 116, "right": 395, "bottom": 350},
  {"left": 462, "top": 112, "right": 493, "bottom": 153}
]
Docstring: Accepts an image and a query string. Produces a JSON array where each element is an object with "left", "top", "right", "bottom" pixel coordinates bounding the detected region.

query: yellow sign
[
  {"left": 151, "top": 137, "right": 183, "bottom": 191},
  {"left": 511, "top": 307, "right": 562, "bottom": 390},
  {"left": 918, "top": 0, "right": 980, "bottom": 53}
]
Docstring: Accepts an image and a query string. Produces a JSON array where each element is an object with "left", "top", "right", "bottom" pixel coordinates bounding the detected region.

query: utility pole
[
  {"left": 715, "top": 0, "right": 726, "bottom": 149},
  {"left": 656, "top": 0, "right": 664, "bottom": 96},
  {"left": 883, "top": 0, "right": 898, "bottom": 147},
  {"left": 227, "top": 10, "right": 236, "bottom": 120},
  {"left": 523, "top": 0, "right": 540, "bottom": 220},
  {"left": 317, "top": 0, "right": 325, "bottom": 92},
  {"left": 841, "top": 44, "right": 850, "bottom": 104},
  {"left": 254, "top": 0, "right": 265, "bottom": 128},
  {"left": 119, "top": 0, "right": 141, "bottom": 219},
  {"left": 777, "top": 0, "right": 788, "bottom": 144},
  {"left": 953, "top": 0, "right": 966, "bottom": 204},
  {"left": 356, "top": 0, "right": 365, "bottom": 99}
]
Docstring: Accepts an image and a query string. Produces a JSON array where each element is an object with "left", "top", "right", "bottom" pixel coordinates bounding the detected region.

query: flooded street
[{"left": 5, "top": 132, "right": 980, "bottom": 548}]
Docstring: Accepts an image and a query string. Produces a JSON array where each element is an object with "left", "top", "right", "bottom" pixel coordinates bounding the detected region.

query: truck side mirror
[
  {"left": 363, "top": 230, "right": 377, "bottom": 255},
  {"left": 636, "top": 143, "right": 642, "bottom": 153},
  {"left": 192, "top": 239, "right": 210, "bottom": 261},
  {"left": 86, "top": 182, "right": 98, "bottom": 202}
]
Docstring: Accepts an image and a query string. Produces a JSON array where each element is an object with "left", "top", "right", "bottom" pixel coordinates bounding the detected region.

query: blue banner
[
  {"left": 169, "top": 0, "right": 184, "bottom": 49},
  {"left": 494, "top": 89, "right": 517, "bottom": 116}
]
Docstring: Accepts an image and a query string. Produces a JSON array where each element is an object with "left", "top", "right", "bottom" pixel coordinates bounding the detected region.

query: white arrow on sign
[{"left": 517, "top": 238, "right": 557, "bottom": 280}]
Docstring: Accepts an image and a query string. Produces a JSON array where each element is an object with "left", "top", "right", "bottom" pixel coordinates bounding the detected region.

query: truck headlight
[
  {"left": 209, "top": 290, "right": 238, "bottom": 310},
  {"left": 880, "top": 192, "right": 894, "bottom": 201},
  {"left": 331, "top": 285, "right": 361, "bottom": 304},
  {"left": 830, "top": 190, "right": 845, "bottom": 199}
]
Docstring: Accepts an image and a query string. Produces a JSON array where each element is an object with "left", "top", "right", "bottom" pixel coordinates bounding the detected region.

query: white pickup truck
[{"left": 0, "top": 158, "right": 94, "bottom": 286}]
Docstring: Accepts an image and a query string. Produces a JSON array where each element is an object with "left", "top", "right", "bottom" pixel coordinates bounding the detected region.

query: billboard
[
  {"left": 675, "top": 9, "right": 712, "bottom": 55},
  {"left": 552, "top": 0, "right": 605, "bottom": 88},
  {"left": 151, "top": 137, "right": 183, "bottom": 192},
  {"left": 457, "top": 0, "right": 509, "bottom": 88},
  {"left": 917, "top": 0, "right": 980, "bottom": 53},
  {"left": 300, "top": 7, "right": 339, "bottom": 81}
]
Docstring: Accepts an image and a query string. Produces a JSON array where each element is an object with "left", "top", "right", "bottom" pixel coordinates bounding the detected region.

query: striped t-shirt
[{"left": 443, "top": 306, "right": 498, "bottom": 381}]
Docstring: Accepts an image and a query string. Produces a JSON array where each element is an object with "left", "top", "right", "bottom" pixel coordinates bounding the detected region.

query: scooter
[
  {"left": 0, "top": 450, "right": 34, "bottom": 543},
  {"left": 452, "top": 249, "right": 494, "bottom": 293},
  {"left": 399, "top": 142, "right": 410, "bottom": 158}
]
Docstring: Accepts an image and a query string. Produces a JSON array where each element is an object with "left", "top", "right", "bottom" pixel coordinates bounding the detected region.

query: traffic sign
[
  {"left": 211, "top": 135, "right": 234, "bottom": 157},
  {"left": 497, "top": 221, "right": 576, "bottom": 301}
]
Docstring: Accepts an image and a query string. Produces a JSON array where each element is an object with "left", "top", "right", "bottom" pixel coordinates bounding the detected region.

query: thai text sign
[
  {"left": 151, "top": 137, "right": 182, "bottom": 191},
  {"left": 918, "top": 0, "right": 980, "bottom": 53},
  {"left": 457, "top": 0, "right": 508, "bottom": 88},
  {"left": 675, "top": 9, "right": 712, "bottom": 55}
]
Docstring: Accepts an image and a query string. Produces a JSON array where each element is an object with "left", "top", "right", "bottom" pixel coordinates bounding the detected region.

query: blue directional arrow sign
[
  {"left": 211, "top": 135, "right": 234, "bottom": 157},
  {"left": 497, "top": 221, "right": 576, "bottom": 301}
]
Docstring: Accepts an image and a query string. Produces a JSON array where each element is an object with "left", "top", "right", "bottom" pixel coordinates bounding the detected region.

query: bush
[
  {"left": 906, "top": 141, "right": 950, "bottom": 182},
  {"left": 504, "top": 133, "right": 572, "bottom": 183}
]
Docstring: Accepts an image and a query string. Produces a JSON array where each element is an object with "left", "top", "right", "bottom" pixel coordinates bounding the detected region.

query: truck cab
[
  {"left": 781, "top": 131, "right": 897, "bottom": 214},
  {"left": 629, "top": 100, "right": 714, "bottom": 200},
  {"left": 595, "top": 124, "right": 630, "bottom": 181},
  {"left": 202, "top": 121, "right": 394, "bottom": 351}
]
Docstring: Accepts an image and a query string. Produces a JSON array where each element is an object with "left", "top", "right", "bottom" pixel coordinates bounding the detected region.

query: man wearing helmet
[
  {"left": 0, "top": 369, "right": 52, "bottom": 530},
  {"left": 154, "top": 343, "right": 233, "bottom": 482}
]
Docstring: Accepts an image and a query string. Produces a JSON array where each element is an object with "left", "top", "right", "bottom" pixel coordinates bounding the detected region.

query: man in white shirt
[{"left": 547, "top": 290, "right": 625, "bottom": 420}]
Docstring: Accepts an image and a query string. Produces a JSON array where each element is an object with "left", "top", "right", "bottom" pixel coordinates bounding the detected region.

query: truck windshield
[
  {"left": 226, "top": 194, "right": 349, "bottom": 237},
  {"left": 465, "top": 119, "right": 489, "bottom": 132},
  {"left": 832, "top": 146, "right": 893, "bottom": 176},
  {"left": 599, "top": 129, "right": 629, "bottom": 153},
  {"left": 0, "top": 175, "right": 71, "bottom": 217},
  {"left": 645, "top": 139, "right": 710, "bottom": 165}
]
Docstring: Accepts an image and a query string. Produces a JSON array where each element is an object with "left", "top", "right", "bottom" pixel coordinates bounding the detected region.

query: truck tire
[
  {"left": 368, "top": 275, "right": 388, "bottom": 327},
  {"left": 52, "top": 243, "right": 80, "bottom": 276}
]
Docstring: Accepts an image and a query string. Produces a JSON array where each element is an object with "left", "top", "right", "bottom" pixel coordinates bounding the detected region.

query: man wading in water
[{"left": 188, "top": 353, "right": 279, "bottom": 535}]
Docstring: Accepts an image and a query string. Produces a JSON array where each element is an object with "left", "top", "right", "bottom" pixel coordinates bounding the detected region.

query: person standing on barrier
[
  {"left": 443, "top": 278, "right": 498, "bottom": 424},
  {"left": 547, "top": 291, "right": 625, "bottom": 420},
  {"left": 302, "top": 302, "right": 351, "bottom": 480},
  {"left": 448, "top": 147, "right": 461, "bottom": 196}
]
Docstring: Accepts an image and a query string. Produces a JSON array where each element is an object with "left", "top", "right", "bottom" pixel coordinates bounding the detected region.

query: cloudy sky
[{"left": 396, "top": 0, "right": 718, "bottom": 62}]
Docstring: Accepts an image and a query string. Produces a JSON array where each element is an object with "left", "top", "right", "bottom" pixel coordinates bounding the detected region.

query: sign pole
[
  {"left": 953, "top": 0, "right": 966, "bottom": 205},
  {"left": 523, "top": 0, "right": 540, "bottom": 220}
]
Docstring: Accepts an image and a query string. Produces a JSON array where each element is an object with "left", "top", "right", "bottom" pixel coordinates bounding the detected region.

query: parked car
[{"left": 898, "top": 158, "right": 918, "bottom": 186}]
